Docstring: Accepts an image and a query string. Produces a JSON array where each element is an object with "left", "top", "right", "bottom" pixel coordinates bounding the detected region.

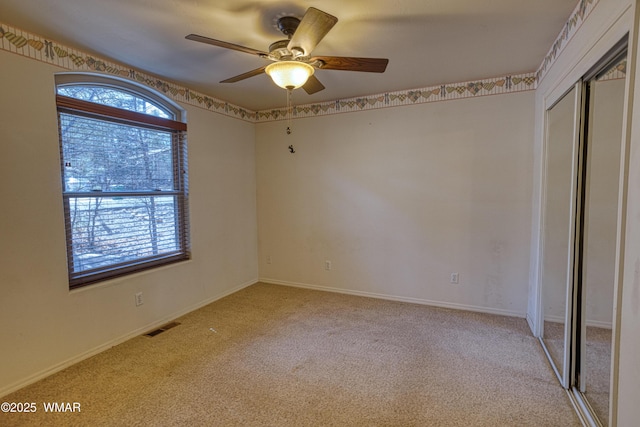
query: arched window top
[
  {"left": 55, "top": 73, "right": 185, "bottom": 121},
  {"left": 57, "top": 85, "right": 172, "bottom": 118}
]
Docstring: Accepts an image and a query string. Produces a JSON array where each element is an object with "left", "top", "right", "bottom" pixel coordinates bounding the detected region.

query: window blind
[{"left": 57, "top": 92, "right": 189, "bottom": 288}]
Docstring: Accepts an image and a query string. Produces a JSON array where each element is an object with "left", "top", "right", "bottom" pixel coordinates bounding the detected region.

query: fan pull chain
[{"left": 286, "top": 88, "right": 292, "bottom": 135}]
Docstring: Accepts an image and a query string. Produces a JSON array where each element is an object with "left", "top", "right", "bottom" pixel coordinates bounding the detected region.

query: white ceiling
[{"left": 1, "top": 0, "right": 577, "bottom": 111}]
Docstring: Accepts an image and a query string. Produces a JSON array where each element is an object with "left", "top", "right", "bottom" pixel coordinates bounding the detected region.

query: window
[{"left": 55, "top": 74, "right": 190, "bottom": 288}]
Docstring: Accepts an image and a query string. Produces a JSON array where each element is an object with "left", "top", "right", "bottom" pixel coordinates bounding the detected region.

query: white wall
[
  {"left": 257, "top": 92, "right": 534, "bottom": 316},
  {"left": 0, "top": 50, "right": 258, "bottom": 396}
]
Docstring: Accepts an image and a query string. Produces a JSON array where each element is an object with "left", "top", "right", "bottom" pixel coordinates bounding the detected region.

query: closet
[{"left": 539, "top": 40, "right": 627, "bottom": 427}]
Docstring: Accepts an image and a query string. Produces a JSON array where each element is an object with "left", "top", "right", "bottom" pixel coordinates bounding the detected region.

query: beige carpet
[{"left": 1, "top": 283, "right": 580, "bottom": 426}]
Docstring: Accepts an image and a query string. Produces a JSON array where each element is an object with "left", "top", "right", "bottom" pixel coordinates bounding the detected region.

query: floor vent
[{"left": 144, "top": 321, "right": 181, "bottom": 337}]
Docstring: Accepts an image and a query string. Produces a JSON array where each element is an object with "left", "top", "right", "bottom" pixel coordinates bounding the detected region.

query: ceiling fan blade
[
  {"left": 288, "top": 7, "right": 338, "bottom": 56},
  {"left": 302, "top": 75, "right": 325, "bottom": 95},
  {"left": 186, "top": 34, "right": 268, "bottom": 57},
  {"left": 220, "top": 66, "right": 267, "bottom": 83},
  {"left": 311, "top": 56, "right": 389, "bottom": 73}
]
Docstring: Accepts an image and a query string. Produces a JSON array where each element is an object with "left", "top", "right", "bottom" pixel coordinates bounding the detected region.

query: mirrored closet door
[
  {"left": 539, "top": 40, "right": 627, "bottom": 427},
  {"left": 540, "top": 83, "right": 580, "bottom": 388},
  {"left": 574, "top": 48, "right": 626, "bottom": 427}
]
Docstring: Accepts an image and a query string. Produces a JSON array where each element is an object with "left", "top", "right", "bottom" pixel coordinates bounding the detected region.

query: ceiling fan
[{"left": 185, "top": 7, "right": 389, "bottom": 94}]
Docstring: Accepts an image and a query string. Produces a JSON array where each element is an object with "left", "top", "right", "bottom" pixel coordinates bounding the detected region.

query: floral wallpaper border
[
  {"left": 256, "top": 74, "right": 536, "bottom": 122},
  {"left": 1, "top": 0, "right": 606, "bottom": 123}
]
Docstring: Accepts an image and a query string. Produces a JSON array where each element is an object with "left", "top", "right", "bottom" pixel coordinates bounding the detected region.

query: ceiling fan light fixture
[{"left": 265, "top": 61, "right": 314, "bottom": 90}]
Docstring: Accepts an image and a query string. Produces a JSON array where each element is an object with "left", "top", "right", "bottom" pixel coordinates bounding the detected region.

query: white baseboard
[
  {"left": 526, "top": 313, "right": 536, "bottom": 335},
  {"left": 259, "top": 278, "right": 527, "bottom": 319},
  {"left": 543, "top": 315, "right": 566, "bottom": 324},
  {"left": 543, "top": 315, "right": 612, "bottom": 330},
  {"left": 0, "top": 278, "right": 259, "bottom": 398},
  {"left": 585, "top": 319, "right": 612, "bottom": 329}
]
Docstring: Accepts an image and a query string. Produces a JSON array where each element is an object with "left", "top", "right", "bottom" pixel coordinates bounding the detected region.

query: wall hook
[{"left": 288, "top": 145, "right": 295, "bottom": 154}]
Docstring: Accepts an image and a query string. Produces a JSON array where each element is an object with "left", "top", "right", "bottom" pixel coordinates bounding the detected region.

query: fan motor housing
[
  {"left": 276, "top": 16, "right": 300, "bottom": 37},
  {"left": 268, "top": 40, "right": 292, "bottom": 60}
]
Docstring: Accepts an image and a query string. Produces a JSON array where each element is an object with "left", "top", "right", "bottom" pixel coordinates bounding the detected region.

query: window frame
[{"left": 55, "top": 74, "right": 190, "bottom": 289}]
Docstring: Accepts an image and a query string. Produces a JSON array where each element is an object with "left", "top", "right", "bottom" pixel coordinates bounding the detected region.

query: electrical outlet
[
  {"left": 450, "top": 273, "right": 459, "bottom": 284},
  {"left": 135, "top": 292, "right": 144, "bottom": 306},
  {"left": 325, "top": 260, "right": 332, "bottom": 271},
  {"left": 266, "top": 255, "right": 272, "bottom": 265}
]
